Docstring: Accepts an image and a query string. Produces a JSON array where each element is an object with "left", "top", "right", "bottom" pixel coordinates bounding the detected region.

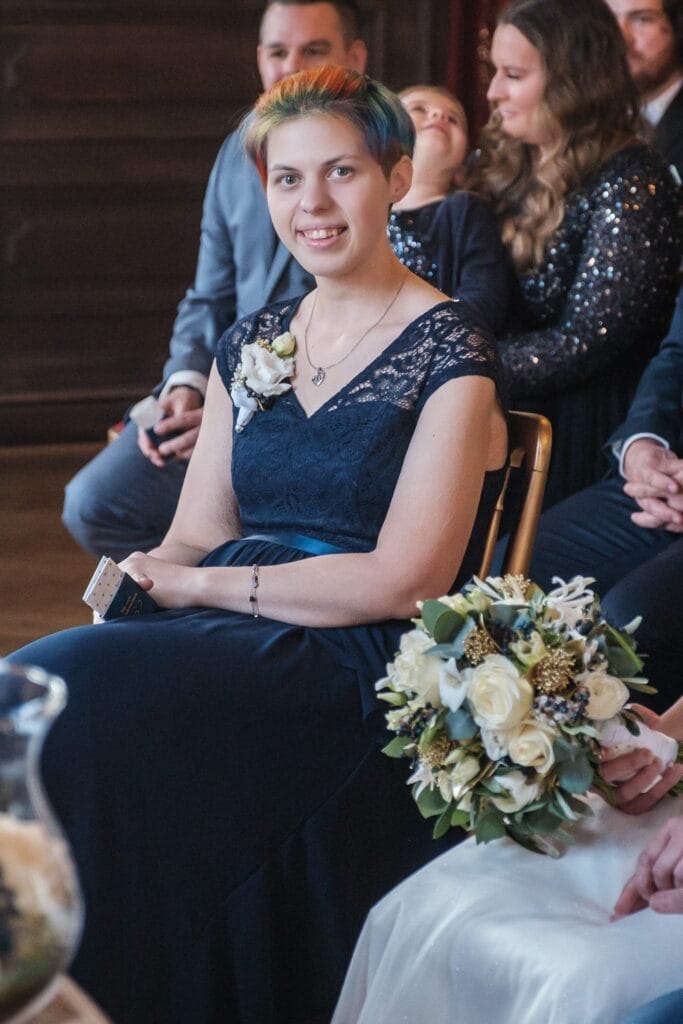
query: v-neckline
[{"left": 281, "top": 295, "right": 456, "bottom": 421}]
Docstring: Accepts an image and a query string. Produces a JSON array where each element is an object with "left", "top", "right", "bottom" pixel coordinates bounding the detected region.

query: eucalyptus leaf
[
  {"left": 621, "top": 680, "right": 657, "bottom": 695},
  {"left": 475, "top": 810, "right": 507, "bottom": 844},
  {"left": 556, "top": 751, "right": 594, "bottom": 794},
  {"left": 450, "top": 807, "right": 470, "bottom": 828},
  {"left": 427, "top": 643, "right": 460, "bottom": 659},
  {"left": 421, "top": 601, "right": 465, "bottom": 644},
  {"left": 415, "top": 785, "right": 448, "bottom": 819},
  {"left": 450, "top": 616, "right": 479, "bottom": 658},
  {"left": 522, "top": 807, "right": 563, "bottom": 834},
  {"left": 560, "top": 792, "right": 593, "bottom": 817},
  {"left": 489, "top": 603, "right": 527, "bottom": 627},
  {"left": 433, "top": 806, "right": 454, "bottom": 840},
  {"left": 418, "top": 721, "right": 441, "bottom": 750},
  {"left": 433, "top": 610, "right": 466, "bottom": 645},
  {"left": 445, "top": 707, "right": 477, "bottom": 741},
  {"left": 381, "top": 736, "right": 413, "bottom": 759},
  {"left": 604, "top": 622, "right": 644, "bottom": 673}
]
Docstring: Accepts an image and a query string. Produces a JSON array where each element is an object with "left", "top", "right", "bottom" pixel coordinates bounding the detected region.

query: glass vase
[{"left": 0, "top": 659, "right": 82, "bottom": 1023}]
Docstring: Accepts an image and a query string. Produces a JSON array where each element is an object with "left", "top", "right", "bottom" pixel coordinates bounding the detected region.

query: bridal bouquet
[{"left": 378, "top": 574, "right": 671, "bottom": 855}]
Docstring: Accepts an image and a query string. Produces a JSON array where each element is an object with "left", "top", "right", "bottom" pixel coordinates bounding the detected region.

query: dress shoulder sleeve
[
  {"left": 214, "top": 300, "right": 299, "bottom": 393},
  {"left": 417, "top": 302, "right": 507, "bottom": 412}
]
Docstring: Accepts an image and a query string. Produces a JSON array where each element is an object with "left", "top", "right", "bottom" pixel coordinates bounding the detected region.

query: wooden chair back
[{"left": 478, "top": 410, "right": 552, "bottom": 578}]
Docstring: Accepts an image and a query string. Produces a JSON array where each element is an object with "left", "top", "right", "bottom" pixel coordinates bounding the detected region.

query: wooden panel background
[{"left": 0, "top": 0, "right": 453, "bottom": 443}]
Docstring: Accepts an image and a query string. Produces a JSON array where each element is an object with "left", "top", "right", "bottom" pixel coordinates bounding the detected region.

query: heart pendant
[{"left": 311, "top": 368, "right": 326, "bottom": 387}]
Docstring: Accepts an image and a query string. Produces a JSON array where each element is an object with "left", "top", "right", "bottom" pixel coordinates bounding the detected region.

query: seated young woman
[
  {"left": 7, "top": 67, "right": 507, "bottom": 1024},
  {"left": 388, "top": 84, "right": 510, "bottom": 336},
  {"left": 333, "top": 698, "right": 683, "bottom": 1024},
  {"left": 468, "top": 0, "right": 682, "bottom": 507}
]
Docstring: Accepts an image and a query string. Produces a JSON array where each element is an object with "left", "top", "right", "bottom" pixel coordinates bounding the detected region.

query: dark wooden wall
[{"left": 1, "top": 0, "right": 451, "bottom": 444}]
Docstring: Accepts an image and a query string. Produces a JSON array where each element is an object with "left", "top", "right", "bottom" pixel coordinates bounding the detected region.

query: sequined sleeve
[{"left": 500, "top": 147, "right": 683, "bottom": 400}]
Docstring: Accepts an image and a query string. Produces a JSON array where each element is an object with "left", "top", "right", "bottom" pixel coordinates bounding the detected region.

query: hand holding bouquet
[{"left": 378, "top": 574, "right": 681, "bottom": 855}]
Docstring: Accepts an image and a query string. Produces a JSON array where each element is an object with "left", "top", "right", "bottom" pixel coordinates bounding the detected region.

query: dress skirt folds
[
  {"left": 14, "top": 537, "right": 457, "bottom": 1024},
  {"left": 9, "top": 299, "right": 507, "bottom": 1023}
]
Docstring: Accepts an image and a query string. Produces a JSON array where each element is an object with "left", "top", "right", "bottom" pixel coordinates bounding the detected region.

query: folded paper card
[{"left": 82, "top": 557, "right": 158, "bottom": 620}]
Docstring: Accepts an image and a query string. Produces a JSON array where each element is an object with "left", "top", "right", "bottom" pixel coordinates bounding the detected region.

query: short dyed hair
[
  {"left": 245, "top": 65, "right": 415, "bottom": 184},
  {"left": 262, "top": 1, "right": 364, "bottom": 45}
]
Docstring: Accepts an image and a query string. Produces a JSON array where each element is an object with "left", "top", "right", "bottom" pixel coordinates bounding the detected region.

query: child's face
[{"left": 401, "top": 88, "right": 469, "bottom": 178}]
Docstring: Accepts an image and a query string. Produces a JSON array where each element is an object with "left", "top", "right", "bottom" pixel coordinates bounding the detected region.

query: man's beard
[{"left": 631, "top": 56, "right": 680, "bottom": 97}]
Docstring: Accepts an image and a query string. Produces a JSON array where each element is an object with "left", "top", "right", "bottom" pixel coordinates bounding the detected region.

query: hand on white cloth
[{"left": 613, "top": 816, "right": 683, "bottom": 917}]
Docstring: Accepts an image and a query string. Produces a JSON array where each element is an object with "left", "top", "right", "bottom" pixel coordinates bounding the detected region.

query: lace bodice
[{"left": 215, "top": 298, "right": 505, "bottom": 572}]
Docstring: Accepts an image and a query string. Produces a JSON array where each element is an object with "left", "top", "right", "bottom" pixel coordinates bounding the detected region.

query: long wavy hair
[{"left": 467, "top": 0, "right": 640, "bottom": 271}]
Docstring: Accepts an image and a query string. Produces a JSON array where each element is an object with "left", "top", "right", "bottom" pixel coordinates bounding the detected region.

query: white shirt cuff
[
  {"left": 616, "top": 433, "right": 669, "bottom": 477},
  {"left": 159, "top": 371, "right": 208, "bottom": 401}
]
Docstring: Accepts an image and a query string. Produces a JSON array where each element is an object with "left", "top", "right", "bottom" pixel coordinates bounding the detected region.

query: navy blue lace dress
[{"left": 9, "top": 299, "right": 505, "bottom": 1024}]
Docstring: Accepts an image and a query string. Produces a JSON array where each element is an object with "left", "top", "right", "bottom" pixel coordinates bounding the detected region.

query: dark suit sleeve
[
  {"left": 608, "top": 287, "right": 683, "bottom": 453},
  {"left": 434, "top": 192, "right": 510, "bottom": 336},
  {"left": 161, "top": 134, "right": 240, "bottom": 383},
  {"left": 654, "top": 83, "right": 683, "bottom": 185}
]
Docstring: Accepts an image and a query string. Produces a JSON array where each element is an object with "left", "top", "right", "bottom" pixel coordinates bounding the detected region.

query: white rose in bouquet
[
  {"left": 469, "top": 655, "right": 533, "bottom": 731},
  {"left": 241, "top": 342, "right": 294, "bottom": 397},
  {"left": 579, "top": 668, "right": 630, "bottom": 720},
  {"left": 385, "top": 629, "right": 441, "bottom": 705},
  {"left": 507, "top": 719, "right": 556, "bottom": 775},
  {"left": 490, "top": 771, "right": 543, "bottom": 813}
]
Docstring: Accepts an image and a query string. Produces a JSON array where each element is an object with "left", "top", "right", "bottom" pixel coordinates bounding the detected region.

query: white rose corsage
[{"left": 229, "top": 332, "right": 296, "bottom": 432}]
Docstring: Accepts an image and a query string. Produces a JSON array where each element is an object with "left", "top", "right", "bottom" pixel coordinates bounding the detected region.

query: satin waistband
[{"left": 241, "top": 532, "right": 346, "bottom": 556}]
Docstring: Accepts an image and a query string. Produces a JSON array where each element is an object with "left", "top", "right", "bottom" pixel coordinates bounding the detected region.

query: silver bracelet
[{"left": 249, "top": 564, "right": 260, "bottom": 618}]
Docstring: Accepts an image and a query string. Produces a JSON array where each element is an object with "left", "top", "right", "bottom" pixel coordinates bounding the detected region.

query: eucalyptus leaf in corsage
[{"left": 377, "top": 574, "right": 680, "bottom": 855}]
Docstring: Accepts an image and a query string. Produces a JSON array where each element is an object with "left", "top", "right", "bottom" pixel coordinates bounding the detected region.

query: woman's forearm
[
  {"left": 146, "top": 540, "right": 211, "bottom": 566},
  {"left": 190, "top": 548, "right": 449, "bottom": 627}
]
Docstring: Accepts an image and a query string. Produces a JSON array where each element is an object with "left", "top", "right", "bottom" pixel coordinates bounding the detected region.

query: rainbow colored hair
[{"left": 244, "top": 65, "right": 415, "bottom": 185}]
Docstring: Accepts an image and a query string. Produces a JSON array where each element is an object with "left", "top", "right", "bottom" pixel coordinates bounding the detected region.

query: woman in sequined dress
[
  {"left": 388, "top": 85, "right": 510, "bottom": 337},
  {"left": 469, "top": 0, "right": 682, "bottom": 507}
]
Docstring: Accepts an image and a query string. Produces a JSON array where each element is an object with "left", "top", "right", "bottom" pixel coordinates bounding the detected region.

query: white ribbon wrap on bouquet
[{"left": 599, "top": 717, "right": 679, "bottom": 790}]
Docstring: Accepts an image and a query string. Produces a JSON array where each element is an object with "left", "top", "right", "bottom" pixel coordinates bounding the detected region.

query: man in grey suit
[{"left": 63, "top": 1, "right": 367, "bottom": 560}]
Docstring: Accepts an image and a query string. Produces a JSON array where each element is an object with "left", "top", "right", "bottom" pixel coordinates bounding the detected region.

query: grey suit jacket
[{"left": 162, "top": 128, "right": 314, "bottom": 383}]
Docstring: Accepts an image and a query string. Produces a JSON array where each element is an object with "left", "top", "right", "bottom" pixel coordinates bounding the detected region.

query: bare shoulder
[{"left": 400, "top": 272, "right": 451, "bottom": 321}]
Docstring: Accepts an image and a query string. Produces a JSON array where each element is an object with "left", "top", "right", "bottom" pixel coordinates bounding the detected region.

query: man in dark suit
[
  {"left": 607, "top": 0, "right": 683, "bottom": 181},
  {"left": 530, "top": 287, "right": 683, "bottom": 710},
  {"left": 62, "top": 1, "right": 367, "bottom": 560}
]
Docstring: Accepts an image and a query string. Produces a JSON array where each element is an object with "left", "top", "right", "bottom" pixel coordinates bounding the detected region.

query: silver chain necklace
[{"left": 303, "top": 271, "right": 408, "bottom": 387}]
